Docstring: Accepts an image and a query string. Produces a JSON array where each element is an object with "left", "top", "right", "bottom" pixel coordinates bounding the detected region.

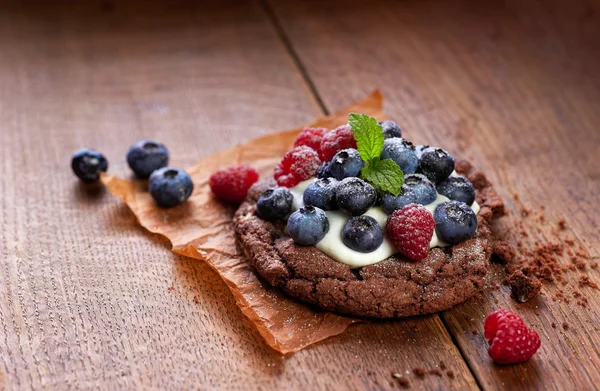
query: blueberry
[
  {"left": 328, "top": 148, "right": 364, "bottom": 180},
  {"left": 315, "top": 162, "right": 331, "bottom": 179},
  {"left": 287, "top": 205, "right": 329, "bottom": 246},
  {"left": 380, "top": 189, "right": 416, "bottom": 214},
  {"left": 433, "top": 201, "right": 477, "bottom": 244},
  {"left": 256, "top": 187, "right": 294, "bottom": 221},
  {"left": 148, "top": 167, "right": 193, "bottom": 208},
  {"left": 379, "top": 174, "right": 436, "bottom": 214},
  {"left": 380, "top": 138, "right": 418, "bottom": 174},
  {"left": 71, "top": 149, "right": 108, "bottom": 183},
  {"left": 303, "top": 178, "right": 339, "bottom": 210},
  {"left": 417, "top": 147, "right": 454, "bottom": 183},
  {"left": 378, "top": 120, "right": 402, "bottom": 139},
  {"left": 126, "top": 140, "right": 169, "bottom": 178},
  {"left": 335, "top": 177, "right": 377, "bottom": 216},
  {"left": 436, "top": 176, "right": 476, "bottom": 205},
  {"left": 341, "top": 215, "right": 384, "bottom": 253},
  {"left": 404, "top": 173, "right": 437, "bottom": 205}
]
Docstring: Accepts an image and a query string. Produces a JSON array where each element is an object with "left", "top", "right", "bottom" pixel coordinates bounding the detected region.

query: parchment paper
[{"left": 103, "top": 90, "right": 385, "bottom": 353}]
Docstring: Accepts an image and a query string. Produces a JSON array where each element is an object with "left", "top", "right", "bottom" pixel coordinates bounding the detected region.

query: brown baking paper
[{"left": 102, "top": 90, "right": 385, "bottom": 353}]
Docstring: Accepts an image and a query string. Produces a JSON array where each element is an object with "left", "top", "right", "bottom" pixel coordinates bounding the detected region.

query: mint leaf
[
  {"left": 348, "top": 112, "right": 404, "bottom": 195},
  {"left": 348, "top": 113, "right": 384, "bottom": 163},
  {"left": 361, "top": 159, "right": 404, "bottom": 196}
]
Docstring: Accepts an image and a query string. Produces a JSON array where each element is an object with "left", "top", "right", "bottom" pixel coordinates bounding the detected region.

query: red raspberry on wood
[{"left": 484, "top": 309, "right": 541, "bottom": 364}]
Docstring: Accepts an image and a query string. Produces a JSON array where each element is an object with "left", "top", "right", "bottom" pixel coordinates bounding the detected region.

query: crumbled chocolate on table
[
  {"left": 491, "top": 187, "right": 599, "bottom": 306},
  {"left": 392, "top": 373, "right": 411, "bottom": 389},
  {"left": 506, "top": 270, "right": 542, "bottom": 303},
  {"left": 492, "top": 241, "right": 515, "bottom": 264}
]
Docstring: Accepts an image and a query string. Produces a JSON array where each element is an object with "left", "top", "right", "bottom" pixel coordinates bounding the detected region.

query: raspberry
[
  {"left": 319, "top": 124, "right": 357, "bottom": 161},
  {"left": 274, "top": 146, "right": 321, "bottom": 188},
  {"left": 294, "top": 127, "right": 329, "bottom": 154},
  {"left": 385, "top": 204, "right": 435, "bottom": 261},
  {"left": 484, "top": 309, "right": 541, "bottom": 365},
  {"left": 209, "top": 164, "right": 259, "bottom": 204}
]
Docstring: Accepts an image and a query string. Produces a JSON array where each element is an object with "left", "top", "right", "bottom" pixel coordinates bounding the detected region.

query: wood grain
[
  {"left": 268, "top": 0, "right": 600, "bottom": 389},
  {"left": 0, "top": 1, "right": 479, "bottom": 390}
]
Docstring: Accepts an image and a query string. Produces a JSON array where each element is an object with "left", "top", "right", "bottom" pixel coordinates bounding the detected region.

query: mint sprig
[
  {"left": 348, "top": 113, "right": 404, "bottom": 196},
  {"left": 348, "top": 113, "right": 384, "bottom": 163}
]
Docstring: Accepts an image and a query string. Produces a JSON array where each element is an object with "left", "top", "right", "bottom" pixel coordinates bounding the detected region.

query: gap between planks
[
  {"left": 261, "top": 0, "right": 330, "bottom": 116},
  {"left": 259, "top": 0, "right": 486, "bottom": 389}
]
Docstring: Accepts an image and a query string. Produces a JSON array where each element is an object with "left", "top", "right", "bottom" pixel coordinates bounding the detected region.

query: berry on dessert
[
  {"left": 380, "top": 189, "right": 416, "bottom": 215},
  {"left": 341, "top": 215, "right": 384, "bottom": 253},
  {"left": 256, "top": 187, "right": 293, "bottom": 221},
  {"left": 433, "top": 201, "right": 477, "bottom": 244},
  {"left": 380, "top": 138, "right": 418, "bottom": 174},
  {"left": 436, "top": 176, "right": 476, "bottom": 206},
  {"left": 386, "top": 204, "right": 435, "bottom": 261},
  {"left": 71, "top": 149, "right": 108, "bottom": 183},
  {"left": 417, "top": 147, "right": 454, "bottom": 183},
  {"left": 335, "top": 177, "right": 377, "bottom": 216},
  {"left": 287, "top": 205, "right": 329, "bottom": 245},
  {"left": 327, "top": 148, "right": 364, "bottom": 180},
  {"left": 315, "top": 162, "right": 331, "bottom": 179},
  {"left": 126, "top": 140, "right": 169, "bottom": 178},
  {"left": 319, "top": 124, "right": 358, "bottom": 161},
  {"left": 148, "top": 167, "right": 194, "bottom": 208},
  {"left": 378, "top": 120, "right": 402, "bottom": 139},
  {"left": 484, "top": 309, "right": 541, "bottom": 364},
  {"left": 209, "top": 164, "right": 260, "bottom": 204},
  {"left": 403, "top": 174, "right": 437, "bottom": 205},
  {"left": 274, "top": 146, "right": 321, "bottom": 188},
  {"left": 380, "top": 174, "right": 437, "bottom": 214},
  {"left": 293, "top": 127, "right": 329, "bottom": 154},
  {"left": 303, "top": 178, "right": 339, "bottom": 210}
]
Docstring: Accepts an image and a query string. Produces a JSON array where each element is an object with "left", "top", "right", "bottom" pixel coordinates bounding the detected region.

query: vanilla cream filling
[{"left": 290, "top": 178, "right": 480, "bottom": 268}]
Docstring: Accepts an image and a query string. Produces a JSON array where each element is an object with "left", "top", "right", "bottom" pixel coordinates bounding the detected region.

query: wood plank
[
  {"left": 268, "top": 0, "right": 600, "bottom": 389},
  {"left": 0, "top": 1, "right": 478, "bottom": 389}
]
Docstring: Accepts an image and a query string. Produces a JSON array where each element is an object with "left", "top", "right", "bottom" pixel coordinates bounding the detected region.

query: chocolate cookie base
[{"left": 233, "top": 160, "right": 504, "bottom": 318}]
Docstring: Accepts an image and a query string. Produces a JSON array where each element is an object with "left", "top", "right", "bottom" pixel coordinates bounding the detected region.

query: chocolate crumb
[
  {"left": 455, "top": 159, "right": 472, "bottom": 173},
  {"left": 472, "top": 329, "right": 478, "bottom": 335},
  {"left": 579, "top": 276, "right": 599, "bottom": 290},
  {"left": 562, "top": 322, "right": 569, "bottom": 330},
  {"left": 446, "top": 370, "right": 455, "bottom": 379},
  {"left": 591, "top": 263, "right": 598, "bottom": 269},
  {"left": 558, "top": 219, "right": 567, "bottom": 230},
  {"left": 428, "top": 369, "right": 443, "bottom": 377},
  {"left": 551, "top": 322, "right": 557, "bottom": 328},
  {"left": 439, "top": 361, "right": 447, "bottom": 370},
  {"left": 506, "top": 270, "right": 542, "bottom": 303},
  {"left": 392, "top": 373, "right": 411, "bottom": 389},
  {"left": 412, "top": 368, "right": 426, "bottom": 378},
  {"left": 492, "top": 241, "right": 515, "bottom": 264}
]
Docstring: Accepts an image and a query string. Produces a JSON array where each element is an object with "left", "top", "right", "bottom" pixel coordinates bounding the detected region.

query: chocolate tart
[{"left": 233, "top": 160, "right": 504, "bottom": 318}]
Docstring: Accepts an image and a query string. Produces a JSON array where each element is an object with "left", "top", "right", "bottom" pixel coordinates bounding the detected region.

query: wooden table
[{"left": 1, "top": 0, "right": 599, "bottom": 389}]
